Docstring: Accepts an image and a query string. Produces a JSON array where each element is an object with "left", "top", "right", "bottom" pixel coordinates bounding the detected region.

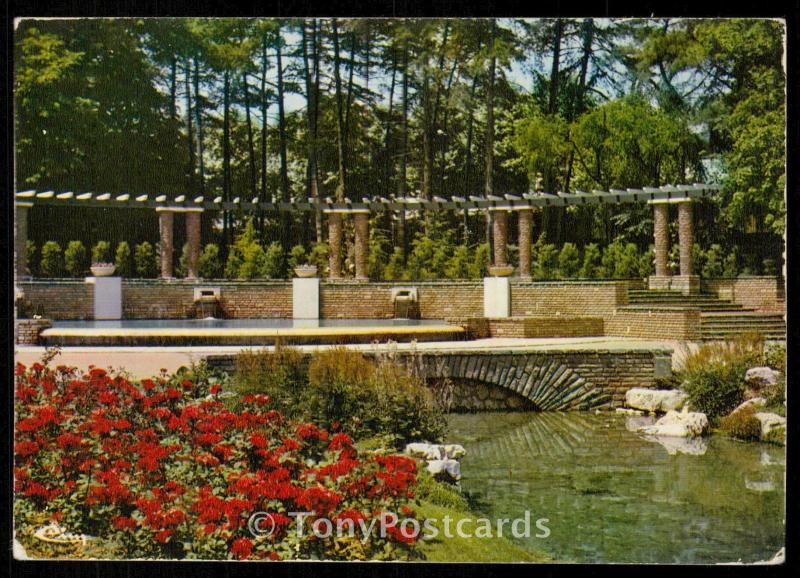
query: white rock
[
  {"left": 745, "top": 367, "right": 780, "bottom": 388},
  {"left": 625, "top": 388, "right": 688, "bottom": 413},
  {"left": 404, "top": 442, "right": 444, "bottom": 460},
  {"left": 731, "top": 397, "right": 767, "bottom": 414},
  {"left": 638, "top": 410, "right": 709, "bottom": 437},
  {"left": 625, "top": 415, "right": 656, "bottom": 432},
  {"left": 754, "top": 412, "right": 786, "bottom": 439},
  {"left": 745, "top": 478, "right": 776, "bottom": 493},
  {"left": 426, "top": 459, "right": 461, "bottom": 481},
  {"left": 443, "top": 444, "right": 466, "bottom": 459}
]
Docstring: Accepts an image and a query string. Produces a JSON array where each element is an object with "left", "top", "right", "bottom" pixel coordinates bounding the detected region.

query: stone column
[
  {"left": 353, "top": 211, "right": 369, "bottom": 280},
  {"left": 15, "top": 203, "right": 32, "bottom": 280},
  {"left": 518, "top": 209, "right": 533, "bottom": 278},
  {"left": 678, "top": 201, "right": 694, "bottom": 277},
  {"left": 653, "top": 203, "right": 670, "bottom": 277},
  {"left": 491, "top": 210, "right": 509, "bottom": 267},
  {"left": 328, "top": 212, "right": 343, "bottom": 279},
  {"left": 185, "top": 210, "right": 202, "bottom": 279},
  {"left": 158, "top": 209, "right": 175, "bottom": 279}
]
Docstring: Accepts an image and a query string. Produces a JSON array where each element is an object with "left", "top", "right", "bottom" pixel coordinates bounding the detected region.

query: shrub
[
  {"left": 225, "top": 220, "right": 264, "bottom": 279},
  {"left": 722, "top": 250, "right": 739, "bottom": 278},
  {"left": 415, "top": 469, "right": 468, "bottom": 511},
  {"left": 40, "top": 241, "right": 63, "bottom": 277},
  {"left": 307, "top": 242, "right": 329, "bottom": 277},
  {"left": 14, "top": 360, "right": 422, "bottom": 561},
  {"left": 92, "top": 240, "right": 111, "bottom": 264},
  {"left": 557, "top": 243, "right": 581, "bottom": 279},
  {"left": 680, "top": 335, "right": 763, "bottom": 419},
  {"left": 115, "top": 242, "right": 132, "bottom": 277},
  {"left": 383, "top": 247, "right": 407, "bottom": 280},
  {"left": 445, "top": 246, "right": 471, "bottom": 279},
  {"left": 64, "top": 241, "right": 88, "bottom": 277},
  {"left": 468, "top": 243, "right": 490, "bottom": 279},
  {"left": 719, "top": 406, "right": 762, "bottom": 441},
  {"left": 406, "top": 236, "right": 440, "bottom": 280},
  {"left": 26, "top": 240, "right": 38, "bottom": 276},
  {"left": 134, "top": 242, "right": 159, "bottom": 278},
  {"left": 764, "top": 342, "right": 786, "bottom": 372},
  {"left": 288, "top": 244, "right": 307, "bottom": 271},
  {"left": 638, "top": 247, "right": 654, "bottom": 278},
  {"left": 368, "top": 229, "right": 390, "bottom": 280},
  {"left": 234, "top": 347, "right": 445, "bottom": 448},
  {"left": 198, "top": 243, "right": 223, "bottom": 279},
  {"left": 534, "top": 241, "right": 558, "bottom": 279},
  {"left": 615, "top": 243, "right": 640, "bottom": 278},
  {"left": 262, "top": 242, "right": 286, "bottom": 279},
  {"left": 580, "top": 243, "right": 602, "bottom": 278},
  {"left": 762, "top": 257, "right": 778, "bottom": 276},
  {"left": 702, "top": 244, "right": 724, "bottom": 278}
]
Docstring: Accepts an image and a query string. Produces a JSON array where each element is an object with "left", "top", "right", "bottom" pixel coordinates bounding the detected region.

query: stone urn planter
[
  {"left": 488, "top": 265, "right": 514, "bottom": 277},
  {"left": 294, "top": 264, "right": 318, "bottom": 278},
  {"left": 90, "top": 263, "right": 116, "bottom": 277}
]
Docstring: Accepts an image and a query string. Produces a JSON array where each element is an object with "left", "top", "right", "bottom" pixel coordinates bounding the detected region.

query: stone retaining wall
[
  {"left": 15, "top": 318, "right": 52, "bottom": 345},
  {"left": 702, "top": 277, "right": 786, "bottom": 313},
  {"left": 487, "top": 316, "right": 604, "bottom": 338},
  {"left": 605, "top": 308, "right": 701, "bottom": 341}
]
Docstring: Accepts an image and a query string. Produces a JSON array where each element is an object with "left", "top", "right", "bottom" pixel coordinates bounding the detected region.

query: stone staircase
[{"left": 627, "top": 289, "right": 786, "bottom": 340}]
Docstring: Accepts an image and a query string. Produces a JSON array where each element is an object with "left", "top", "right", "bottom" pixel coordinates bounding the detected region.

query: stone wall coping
[
  {"left": 486, "top": 315, "right": 604, "bottom": 320},
  {"left": 617, "top": 305, "right": 702, "bottom": 312}
]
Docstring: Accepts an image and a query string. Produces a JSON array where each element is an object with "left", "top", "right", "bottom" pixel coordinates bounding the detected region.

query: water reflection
[{"left": 446, "top": 412, "right": 785, "bottom": 564}]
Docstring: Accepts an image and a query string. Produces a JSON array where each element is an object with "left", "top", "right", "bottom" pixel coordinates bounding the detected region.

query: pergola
[{"left": 15, "top": 183, "right": 720, "bottom": 292}]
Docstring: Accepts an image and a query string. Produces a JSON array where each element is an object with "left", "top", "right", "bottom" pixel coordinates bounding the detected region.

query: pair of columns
[
  {"left": 158, "top": 208, "right": 202, "bottom": 279},
  {"left": 491, "top": 208, "right": 534, "bottom": 277},
  {"left": 327, "top": 210, "right": 369, "bottom": 280},
  {"left": 651, "top": 200, "right": 697, "bottom": 293}
]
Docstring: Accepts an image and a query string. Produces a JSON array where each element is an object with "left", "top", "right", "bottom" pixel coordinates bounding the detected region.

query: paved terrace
[{"left": 15, "top": 336, "right": 684, "bottom": 379}]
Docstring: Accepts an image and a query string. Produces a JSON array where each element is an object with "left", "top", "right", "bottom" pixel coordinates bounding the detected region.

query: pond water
[{"left": 446, "top": 412, "right": 785, "bottom": 564}]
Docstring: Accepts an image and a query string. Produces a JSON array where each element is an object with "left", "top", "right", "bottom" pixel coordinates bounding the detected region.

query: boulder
[
  {"left": 404, "top": 442, "right": 444, "bottom": 460},
  {"left": 625, "top": 415, "right": 656, "bottom": 432},
  {"left": 754, "top": 412, "right": 786, "bottom": 443},
  {"left": 745, "top": 367, "right": 780, "bottom": 388},
  {"left": 443, "top": 444, "right": 466, "bottom": 460},
  {"left": 638, "top": 410, "right": 709, "bottom": 437},
  {"left": 731, "top": 397, "right": 767, "bottom": 414},
  {"left": 625, "top": 388, "right": 688, "bottom": 413},
  {"left": 12, "top": 538, "right": 27, "bottom": 560},
  {"left": 426, "top": 459, "right": 461, "bottom": 481}
]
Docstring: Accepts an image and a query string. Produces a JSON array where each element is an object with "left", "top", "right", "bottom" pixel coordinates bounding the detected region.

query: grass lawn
[{"left": 415, "top": 501, "right": 552, "bottom": 563}]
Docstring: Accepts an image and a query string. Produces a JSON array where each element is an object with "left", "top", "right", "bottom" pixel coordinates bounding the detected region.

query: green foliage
[
  {"left": 262, "top": 241, "right": 287, "bottom": 279},
  {"left": 722, "top": 250, "right": 739, "bottom": 278},
  {"left": 64, "top": 240, "right": 87, "bottom": 277},
  {"left": 638, "top": 246, "right": 654, "bottom": 277},
  {"left": 26, "top": 241, "right": 38, "bottom": 276},
  {"left": 134, "top": 241, "right": 158, "bottom": 278},
  {"left": 702, "top": 244, "right": 724, "bottom": 278},
  {"left": 40, "top": 241, "right": 63, "bottom": 277},
  {"left": 469, "top": 244, "right": 490, "bottom": 279},
  {"left": 234, "top": 347, "right": 445, "bottom": 448},
  {"left": 92, "top": 241, "right": 110, "bottom": 264},
  {"left": 288, "top": 244, "right": 307, "bottom": 270},
  {"left": 580, "top": 243, "right": 602, "bottom": 278},
  {"left": 445, "top": 246, "right": 472, "bottom": 279},
  {"left": 719, "top": 407, "right": 762, "bottom": 441},
  {"left": 384, "top": 247, "right": 407, "bottom": 280},
  {"left": 764, "top": 342, "right": 786, "bottom": 373},
  {"left": 225, "top": 220, "right": 265, "bottom": 279},
  {"left": 307, "top": 242, "right": 329, "bottom": 277},
  {"left": 679, "top": 335, "right": 764, "bottom": 419},
  {"left": 532, "top": 234, "right": 558, "bottom": 279},
  {"left": 557, "top": 242, "right": 581, "bottom": 278},
  {"left": 198, "top": 243, "right": 223, "bottom": 279},
  {"left": 415, "top": 469, "right": 469, "bottom": 511},
  {"left": 115, "top": 241, "right": 132, "bottom": 277}
]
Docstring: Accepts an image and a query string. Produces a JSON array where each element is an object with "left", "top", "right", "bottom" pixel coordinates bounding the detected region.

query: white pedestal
[
  {"left": 293, "top": 277, "right": 320, "bottom": 319},
  {"left": 484, "top": 277, "right": 511, "bottom": 318},
  {"left": 87, "top": 276, "right": 122, "bottom": 320}
]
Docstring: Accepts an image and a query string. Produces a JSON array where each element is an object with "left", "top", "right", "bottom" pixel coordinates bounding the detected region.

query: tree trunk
[
  {"left": 243, "top": 72, "right": 257, "bottom": 195},
  {"left": 485, "top": 20, "right": 497, "bottom": 253},
  {"left": 548, "top": 19, "right": 563, "bottom": 115},
  {"left": 332, "top": 19, "right": 347, "bottom": 201},
  {"left": 170, "top": 57, "right": 177, "bottom": 119},
  {"left": 260, "top": 34, "right": 269, "bottom": 202},
  {"left": 223, "top": 68, "right": 231, "bottom": 253},
  {"left": 193, "top": 56, "right": 205, "bottom": 195},
  {"left": 184, "top": 60, "right": 195, "bottom": 190},
  {"left": 276, "top": 30, "right": 290, "bottom": 204},
  {"left": 463, "top": 71, "right": 479, "bottom": 245},
  {"left": 302, "top": 20, "right": 322, "bottom": 243},
  {"left": 343, "top": 31, "right": 357, "bottom": 194},
  {"left": 384, "top": 49, "right": 397, "bottom": 198},
  {"left": 397, "top": 41, "right": 409, "bottom": 259}
]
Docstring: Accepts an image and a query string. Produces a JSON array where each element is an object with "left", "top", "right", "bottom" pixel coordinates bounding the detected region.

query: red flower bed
[{"left": 14, "top": 362, "right": 421, "bottom": 560}]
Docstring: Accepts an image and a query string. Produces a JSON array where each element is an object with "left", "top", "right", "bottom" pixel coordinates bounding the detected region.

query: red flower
[
  {"left": 154, "top": 529, "right": 173, "bottom": 543},
  {"left": 231, "top": 538, "right": 253, "bottom": 560},
  {"left": 181, "top": 379, "right": 194, "bottom": 390},
  {"left": 15, "top": 441, "right": 40, "bottom": 457},
  {"left": 210, "top": 384, "right": 222, "bottom": 395},
  {"left": 297, "top": 486, "right": 342, "bottom": 515},
  {"left": 112, "top": 516, "right": 138, "bottom": 531}
]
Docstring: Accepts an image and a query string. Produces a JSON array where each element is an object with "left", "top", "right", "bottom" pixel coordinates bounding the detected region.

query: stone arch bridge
[{"left": 206, "top": 344, "right": 672, "bottom": 412}]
